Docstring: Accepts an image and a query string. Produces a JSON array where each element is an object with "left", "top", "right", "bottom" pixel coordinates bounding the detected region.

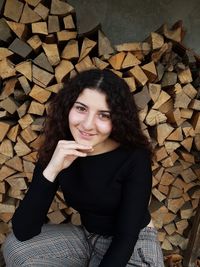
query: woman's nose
[{"left": 82, "top": 114, "right": 95, "bottom": 130}]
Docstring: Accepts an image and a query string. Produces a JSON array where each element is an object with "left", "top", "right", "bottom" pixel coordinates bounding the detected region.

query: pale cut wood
[
  {"left": 0, "top": 96, "right": 18, "bottom": 114},
  {"left": 0, "top": 122, "right": 11, "bottom": 142},
  {"left": 133, "top": 86, "right": 151, "bottom": 109},
  {"left": 61, "top": 40, "right": 79, "bottom": 60},
  {"left": 156, "top": 123, "right": 174, "bottom": 145},
  {"left": 20, "top": 126, "right": 38, "bottom": 143},
  {"left": 178, "top": 68, "right": 193, "bottom": 84},
  {"left": 166, "top": 127, "right": 183, "bottom": 141},
  {"left": 98, "top": 30, "right": 115, "bottom": 58},
  {"left": 0, "top": 139, "right": 13, "bottom": 157},
  {"left": 29, "top": 85, "right": 51, "bottom": 103},
  {"left": 115, "top": 42, "right": 150, "bottom": 54},
  {"left": 18, "top": 76, "right": 31, "bottom": 95},
  {"left": 129, "top": 65, "right": 148, "bottom": 86},
  {"left": 34, "top": 3, "right": 49, "bottom": 20},
  {"left": 32, "top": 64, "right": 54, "bottom": 88},
  {"left": 55, "top": 60, "right": 74, "bottom": 83},
  {"left": 189, "top": 99, "right": 200, "bottom": 111},
  {"left": 23, "top": 151, "right": 38, "bottom": 162},
  {"left": 181, "top": 137, "right": 193, "bottom": 152},
  {"left": 47, "top": 210, "right": 66, "bottom": 224},
  {"left": 0, "top": 202, "right": 15, "bottom": 213},
  {"left": 92, "top": 57, "right": 109, "bottom": 70},
  {"left": 158, "top": 184, "right": 169, "bottom": 196},
  {"left": 155, "top": 146, "right": 168, "bottom": 162},
  {"left": 152, "top": 91, "right": 171, "bottom": 110},
  {"left": 191, "top": 113, "right": 200, "bottom": 134},
  {"left": 5, "top": 155, "right": 23, "bottom": 172},
  {"left": 23, "top": 160, "right": 35, "bottom": 173},
  {"left": 123, "top": 77, "right": 136, "bottom": 92},
  {"left": 158, "top": 99, "right": 174, "bottom": 114},
  {"left": 46, "top": 83, "right": 63, "bottom": 94},
  {"left": 17, "top": 100, "right": 30, "bottom": 118},
  {"left": 50, "top": 0, "right": 74, "bottom": 15},
  {"left": 0, "top": 154, "right": 9, "bottom": 165},
  {"left": 151, "top": 43, "right": 169, "bottom": 63},
  {"left": 180, "top": 151, "right": 195, "bottom": 164},
  {"left": 152, "top": 188, "right": 166, "bottom": 202},
  {"left": 164, "top": 141, "right": 180, "bottom": 154},
  {"left": 14, "top": 136, "right": 31, "bottom": 157},
  {"left": 57, "top": 30, "right": 77, "bottom": 42},
  {"left": 141, "top": 61, "right": 157, "bottom": 82},
  {"left": 24, "top": 0, "right": 41, "bottom": 7},
  {"left": 151, "top": 32, "right": 164, "bottom": 50},
  {"left": 27, "top": 35, "right": 42, "bottom": 52},
  {"left": 16, "top": 61, "right": 32, "bottom": 82},
  {"left": 164, "top": 222, "right": 176, "bottom": 235},
  {"left": 75, "top": 56, "right": 95, "bottom": 73},
  {"left": 163, "top": 24, "right": 182, "bottom": 42},
  {"left": 42, "top": 43, "right": 60, "bottom": 66},
  {"left": 166, "top": 108, "right": 183, "bottom": 126},
  {"left": 168, "top": 197, "right": 185, "bottom": 213},
  {"left": 176, "top": 220, "right": 189, "bottom": 235},
  {"left": 0, "top": 47, "right": 13, "bottom": 61},
  {"left": 4, "top": 0, "right": 24, "bottom": 22},
  {"left": 48, "top": 15, "right": 60, "bottom": 33},
  {"left": 7, "top": 124, "right": 19, "bottom": 142},
  {"left": 33, "top": 52, "right": 54, "bottom": 73},
  {"left": 108, "top": 52, "right": 126, "bottom": 70},
  {"left": 180, "top": 108, "right": 193, "bottom": 119},
  {"left": 32, "top": 22, "right": 48, "bottom": 35},
  {"left": 0, "top": 166, "right": 16, "bottom": 182},
  {"left": 31, "top": 117, "right": 45, "bottom": 131},
  {"left": 174, "top": 91, "right": 191, "bottom": 109},
  {"left": 160, "top": 172, "right": 175, "bottom": 186},
  {"left": 18, "top": 114, "right": 34, "bottom": 129},
  {"left": 145, "top": 109, "right": 167, "bottom": 126},
  {"left": 148, "top": 83, "right": 161, "bottom": 103},
  {"left": 6, "top": 21, "right": 28, "bottom": 39},
  {"left": 63, "top": 15, "right": 75, "bottom": 29},
  {"left": 121, "top": 52, "right": 141, "bottom": 68},
  {"left": 161, "top": 71, "right": 177, "bottom": 87},
  {"left": 183, "top": 83, "right": 197, "bottom": 99},
  {"left": 79, "top": 38, "right": 97, "bottom": 62},
  {"left": 0, "top": 58, "right": 15, "bottom": 79},
  {"left": 28, "top": 100, "right": 45, "bottom": 115},
  {"left": 180, "top": 168, "right": 197, "bottom": 183},
  {"left": 20, "top": 3, "right": 41, "bottom": 24}
]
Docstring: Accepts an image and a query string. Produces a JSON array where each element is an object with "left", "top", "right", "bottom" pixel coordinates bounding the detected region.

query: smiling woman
[{"left": 2, "top": 69, "right": 165, "bottom": 267}]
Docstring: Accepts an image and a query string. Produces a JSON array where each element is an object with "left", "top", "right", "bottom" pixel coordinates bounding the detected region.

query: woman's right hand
[{"left": 43, "top": 140, "right": 93, "bottom": 182}]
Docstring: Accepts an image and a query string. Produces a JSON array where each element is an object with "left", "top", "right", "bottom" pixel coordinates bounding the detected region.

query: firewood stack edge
[{"left": 0, "top": 0, "right": 200, "bottom": 265}]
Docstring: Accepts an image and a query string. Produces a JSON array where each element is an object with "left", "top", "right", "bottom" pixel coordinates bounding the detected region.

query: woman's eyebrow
[{"left": 74, "top": 101, "right": 87, "bottom": 107}]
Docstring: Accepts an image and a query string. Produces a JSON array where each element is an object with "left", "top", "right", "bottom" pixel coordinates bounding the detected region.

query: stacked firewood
[{"left": 0, "top": 0, "right": 200, "bottom": 263}]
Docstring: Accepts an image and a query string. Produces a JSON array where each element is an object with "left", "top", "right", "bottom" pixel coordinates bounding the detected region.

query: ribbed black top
[{"left": 12, "top": 146, "right": 152, "bottom": 267}]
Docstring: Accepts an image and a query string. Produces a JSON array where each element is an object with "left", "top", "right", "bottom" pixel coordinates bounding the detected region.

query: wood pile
[{"left": 0, "top": 0, "right": 200, "bottom": 264}]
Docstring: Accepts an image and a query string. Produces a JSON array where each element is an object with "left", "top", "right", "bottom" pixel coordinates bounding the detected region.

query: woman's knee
[{"left": 2, "top": 232, "right": 28, "bottom": 266}]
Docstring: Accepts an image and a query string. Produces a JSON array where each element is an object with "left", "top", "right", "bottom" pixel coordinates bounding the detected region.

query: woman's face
[{"left": 68, "top": 88, "right": 112, "bottom": 153}]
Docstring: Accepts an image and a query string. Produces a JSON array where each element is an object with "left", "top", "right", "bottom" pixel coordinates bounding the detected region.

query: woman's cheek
[{"left": 97, "top": 121, "right": 112, "bottom": 135}]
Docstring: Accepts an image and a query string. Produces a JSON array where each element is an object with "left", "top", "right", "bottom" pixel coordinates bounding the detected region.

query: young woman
[{"left": 2, "top": 69, "right": 164, "bottom": 266}]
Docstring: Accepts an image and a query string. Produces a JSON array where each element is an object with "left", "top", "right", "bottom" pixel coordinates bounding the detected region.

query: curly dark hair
[{"left": 38, "top": 68, "right": 152, "bottom": 166}]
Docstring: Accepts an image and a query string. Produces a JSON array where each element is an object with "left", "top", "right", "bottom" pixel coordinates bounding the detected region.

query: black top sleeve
[
  {"left": 99, "top": 149, "right": 152, "bottom": 267},
  {"left": 12, "top": 161, "right": 59, "bottom": 241}
]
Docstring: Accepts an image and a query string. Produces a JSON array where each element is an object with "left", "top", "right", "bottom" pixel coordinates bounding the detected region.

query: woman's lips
[{"left": 78, "top": 129, "right": 96, "bottom": 139}]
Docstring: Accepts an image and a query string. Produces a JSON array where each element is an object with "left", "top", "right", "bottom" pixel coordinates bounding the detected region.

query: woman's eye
[
  {"left": 99, "top": 113, "right": 111, "bottom": 120},
  {"left": 75, "top": 105, "right": 86, "bottom": 112}
]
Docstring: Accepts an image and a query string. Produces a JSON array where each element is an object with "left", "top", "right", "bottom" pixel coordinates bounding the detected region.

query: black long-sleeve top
[{"left": 12, "top": 146, "right": 152, "bottom": 267}]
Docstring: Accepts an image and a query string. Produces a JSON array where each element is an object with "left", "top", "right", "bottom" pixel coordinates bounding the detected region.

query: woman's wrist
[{"left": 42, "top": 167, "right": 58, "bottom": 182}]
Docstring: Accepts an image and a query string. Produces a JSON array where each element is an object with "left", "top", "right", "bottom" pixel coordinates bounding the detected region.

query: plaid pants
[{"left": 2, "top": 223, "right": 164, "bottom": 267}]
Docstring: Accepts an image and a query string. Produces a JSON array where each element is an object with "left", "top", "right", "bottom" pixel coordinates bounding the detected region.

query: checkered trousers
[{"left": 2, "top": 223, "right": 164, "bottom": 267}]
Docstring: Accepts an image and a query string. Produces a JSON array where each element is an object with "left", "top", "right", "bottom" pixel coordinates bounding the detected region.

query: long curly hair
[{"left": 38, "top": 68, "right": 152, "bottom": 166}]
